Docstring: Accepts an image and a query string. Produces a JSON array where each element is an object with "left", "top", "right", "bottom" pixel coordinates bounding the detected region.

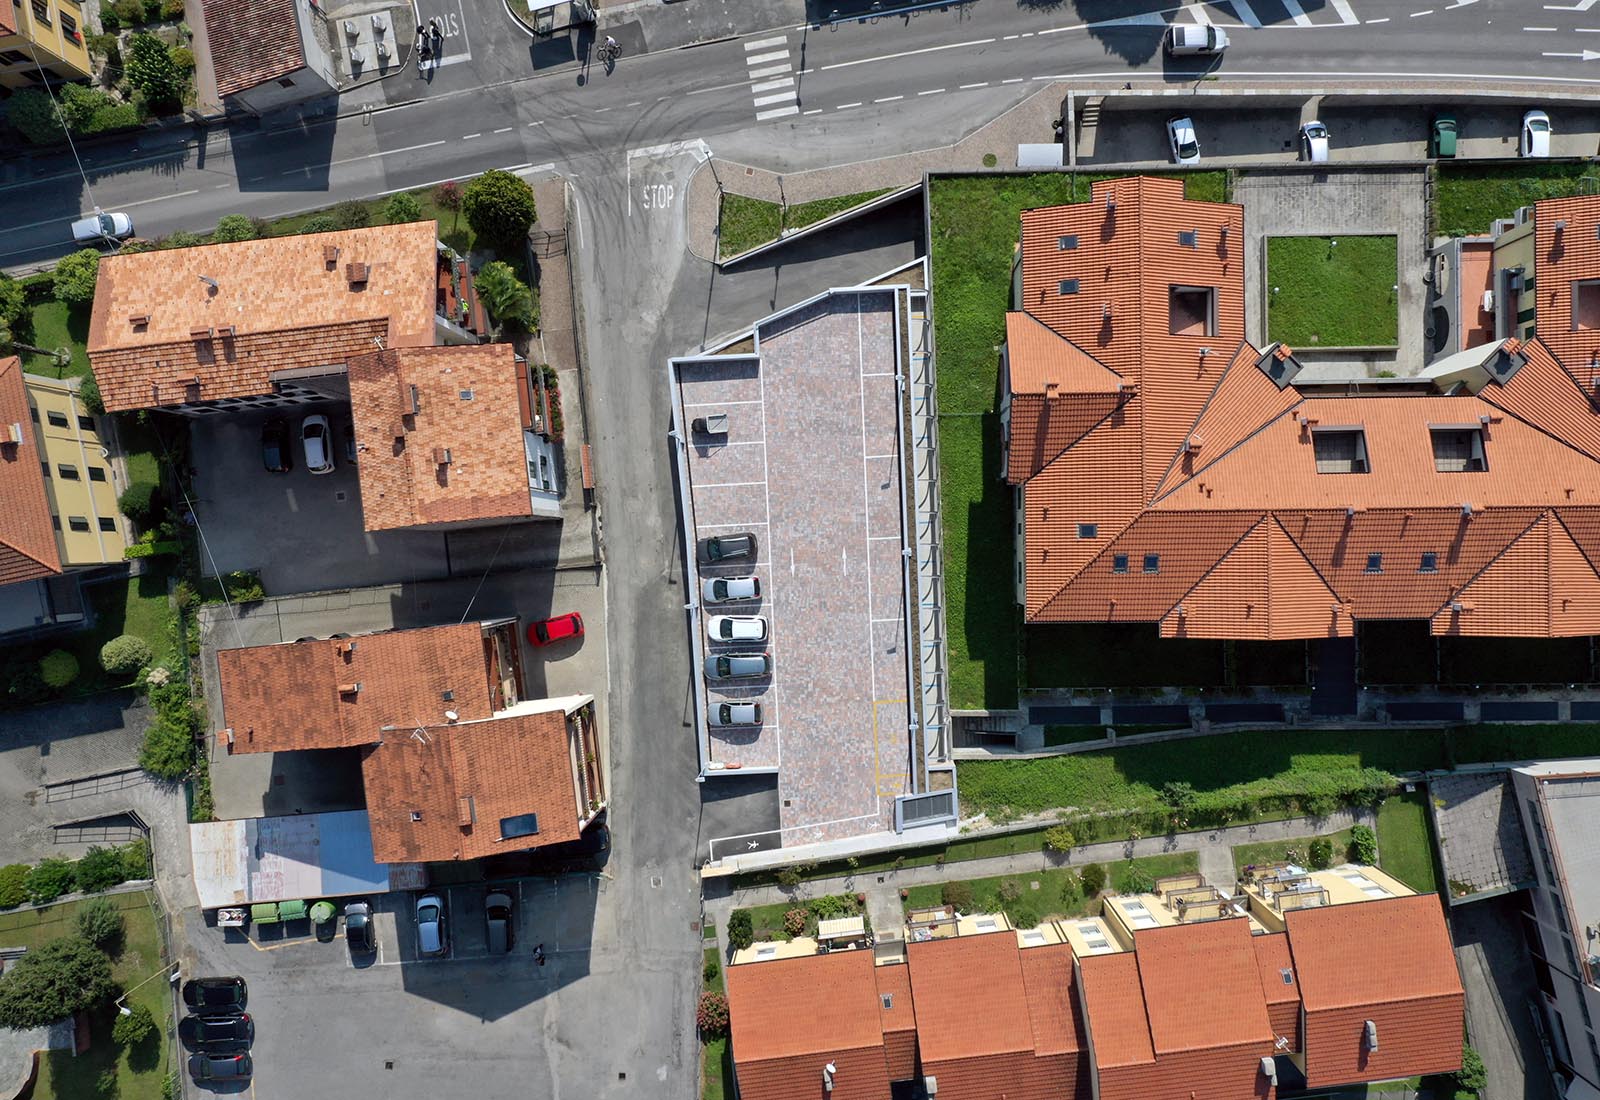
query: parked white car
[
  {"left": 1521, "top": 110, "right": 1551, "bottom": 158},
  {"left": 708, "top": 702, "right": 763, "bottom": 727},
  {"left": 1167, "top": 117, "right": 1201, "bottom": 165},
  {"left": 301, "top": 414, "right": 335, "bottom": 475},
  {"left": 69, "top": 210, "right": 133, "bottom": 246},
  {"left": 708, "top": 615, "right": 767, "bottom": 643},
  {"left": 1299, "top": 121, "right": 1330, "bottom": 163},
  {"left": 703, "top": 575, "right": 761, "bottom": 604},
  {"left": 1165, "top": 24, "right": 1228, "bottom": 55}
]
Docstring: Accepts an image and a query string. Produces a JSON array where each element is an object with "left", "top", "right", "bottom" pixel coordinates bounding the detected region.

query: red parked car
[{"left": 528, "top": 613, "right": 584, "bottom": 646}]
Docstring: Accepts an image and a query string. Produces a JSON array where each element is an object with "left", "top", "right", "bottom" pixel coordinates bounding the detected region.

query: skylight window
[
  {"left": 499, "top": 813, "right": 540, "bottom": 839},
  {"left": 1078, "top": 523, "right": 1098, "bottom": 539},
  {"left": 1058, "top": 235, "right": 1079, "bottom": 250},
  {"left": 1419, "top": 552, "right": 1438, "bottom": 573},
  {"left": 1365, "top": 553, "right": 1383, "bottom": 574},
  {"left": 1143, "top": 553, "right": 1160, "bottom": 574},
  {"left": 1059, "top": 279, "right": 1080, "bottom": 296},
  {"left": 1112, "top": 554, "right": 1129, "bottom": 574},
  {"left": 1178, "top": 229, "right": 1199, "bottom": 248}
]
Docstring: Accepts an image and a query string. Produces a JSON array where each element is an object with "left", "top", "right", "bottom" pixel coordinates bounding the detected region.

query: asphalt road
[{"left": 1, "top": 0, "right": 1596, "bottom": 266}]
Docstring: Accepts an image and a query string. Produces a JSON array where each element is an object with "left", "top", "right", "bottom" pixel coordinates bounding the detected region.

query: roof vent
[
  {"left": 338, "top": 681, "right": 362, "bottom": 696},
  {"left": 1261, "top": 1057, "right": 1278, "bottom": 1085},
  {"left": 128, "top": 313, "right": 150, "bottom": 328},
  {"left": 880, "top": 993, "right": 893, "bottom": 1009},
  {"left": 5, "top": 422, "right": 22, "bottom": 446},
  {"left": 1363, "top": 1020, "right": 1378, "bottom": 1051},
  {"left": 433, "top": 447, "right": 452, "bottom": 466},
  {"left": 410, "top": 810, "right": 423, "bottom": 822},
  {"left": 346, "top": 261, "right": 371, "bottom": 285},
  {"left": 323, "top": 244, "right": 341, "bottom": 266},
  {"left": 457, "top": 796, "right": 476, "bottom": 827}
]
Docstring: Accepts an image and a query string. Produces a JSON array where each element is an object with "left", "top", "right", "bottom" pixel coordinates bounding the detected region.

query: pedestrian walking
[{"left": 534, "top": 942, "right": 546, "bottom": 967}]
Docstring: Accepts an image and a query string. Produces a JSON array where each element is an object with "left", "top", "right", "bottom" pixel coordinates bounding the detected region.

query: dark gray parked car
[
  {"left": 345, "top": 899, "right": 375, "bottom": 955},
  {"left": 698, "top": 532, "right": 756, "bottom": 563},
  {"left": 188, "top": 1052, "right": 252, "bottom": 1081},
  {"left": 179, "top": 1014, "right": 253, "bottom": 1050}
]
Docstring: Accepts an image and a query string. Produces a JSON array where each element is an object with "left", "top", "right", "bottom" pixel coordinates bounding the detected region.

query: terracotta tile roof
[
  {"left": 909, "top": 931, "right": 1034, "bottom": 1064},
  {"left": 874, "top": 963, "right": 917, "bottom": 1082},
  {"left": 361, "top": 706, "right": 581, "bottom": 862},
  {"left": 1008, "top": 182, "right": 1600, "bottom": 639},
  {"left": 0, "top": 359, "right": 63, "bottom": 586},
  {"left": 1288, "top": 895, "right": 1464, "bottom": 1086},
  {"left": 202, "top": 0, "right": 305, "bottom": 97},
  {"left": 1251, "top": 932, "right": 1302, "bottom": 1048},
  {"left": 0, "top": 5, "right": 17, "bottom": 35},
  {"left": 347, "top": 346, "right": 535, "bottom": 532},
  {"left": 216, "top": 623, "right": 495, "bottom": 753},
  {"left": 1020, "top": 942, "right": 1084, "bottom": 1056},
  {"left": 88, "top": 224, "right": 438, "bottom": 413},
  {"left": 1136, "top": 920, "right": 1273, "bottom": 1055},
  {"left": 726, "top": 951, "right": 892, "bottom": 1100},
  {"left": 1078, "top": 951, "right": 1154, "bottom": 1069}
]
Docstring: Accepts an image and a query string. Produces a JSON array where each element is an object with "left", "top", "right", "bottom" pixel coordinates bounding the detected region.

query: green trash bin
[
  {"left": 249, "top": 902, "right": 280, "bottom": 925},
  {"left": 309, "top": 901, "right": 336, "bottom": 925},
  {"left": 277, "top": 899, "right": 308, "bottom": 922}
]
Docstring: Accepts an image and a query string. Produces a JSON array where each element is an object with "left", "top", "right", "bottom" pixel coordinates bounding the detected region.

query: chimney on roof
[
  {"left": 5, "top": 422, "right": 22, "bottom": 447},
  {"left": 457, "top": 796, "right": 476, "bottom": 827},
  {"left": 1363, "top": 1021, "right": 1378, "bottom": 1052},
  {"left": 1451, "top": 600, "right": 1474, "bottom": 613},
  {"left": 128, "top": 313, "right": 150, "bottom": 328},
  {"left": 433, "top": 447, "right": 452, "bottom": 466},
  {"left": 346, "top": 261, "right": 371, "bottom": 286},
  {"left": 324, "top": 244, "right": 341, "bottom": 267},
  {"left": 1044, "top": 381, "right": 1059, "bottom": 398},
  {"left": 1555, "top": 219, "right": 1568, "bottom": 234},
  {"left": 338, "top": 682, "right": 362, "bottom": 696},
  {"left": 1461, "top": 502, "right": 1483, "bottom": 517},
  {"left": 338, "top": 640, "right": 356, "bottom": 657}
]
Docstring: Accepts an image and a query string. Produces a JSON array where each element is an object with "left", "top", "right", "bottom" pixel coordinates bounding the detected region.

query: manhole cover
[{"left": 650, "top": 875, "right": 662, "bottom": 888}]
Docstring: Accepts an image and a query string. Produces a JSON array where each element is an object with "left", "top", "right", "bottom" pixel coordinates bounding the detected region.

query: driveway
[{"left": 1452, "top": 895, "right": 1561, "bottom": 1100}]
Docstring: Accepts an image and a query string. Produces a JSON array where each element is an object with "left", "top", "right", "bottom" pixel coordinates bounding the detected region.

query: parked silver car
[
  {"left": 708, "top": 701, "right": 763, "bottom": 727},
  {"left": 705, "top": 652, "right": 772, "bottom": 680},
  {"left": 702, "top": 575, "right": 761, "bottom": 604},
  {"left": 415, "top": 893, "right": 447, "bottom": 957},
  {"left": 708, "top": 615, "right": 767, "bottom": 643}
]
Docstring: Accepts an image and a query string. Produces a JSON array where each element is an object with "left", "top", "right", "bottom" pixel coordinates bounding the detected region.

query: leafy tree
[
  {"left": 1079, "top": 863, "right": 1107, "bottom": 896},
  {"left": 1008, "top": 904, "right": 1040, "bottom": 931},
  {"left": 76, "top": 896, "right": 126, "bottom": 954},
  {"left": 383, "top": 193, "right": 422, "bottom": 224},
  {"left": 1308, "top": 837, "right": 1335, "bottom": 870},
  {"left": 76, "top": 848, "right": 128, "bottom": 894},
  {"left": 120, "top": 838, "right": 152, "bottom": 881},
  {"left": 125, "top": 33, "right": 184, "bottom": 110},
  {"left": 139, "top": 720, "right": 194, "bottom": 780},
  {"left": 473, "top": 260, "right": 536, "bottom": 333},
  {"left": 1118, "top": 863, "right": 1156, "bottom": 895},
  {"left": 52, "top": 249, "right": 101, "bottom": 307},
  {"left": 696, "top": 991, "right": 729, "bottom": 1038},
  {"left": 940, "top": 880, "right": 974, "bottom": 911},
  {"left": 112, "top": 1002, "right": 155, "bottom": 1047},
  {"left": 118, "top": 482, "right": 157, "bottom": 524},
  {"left": 6, "top": 89, "right": 66, "bottom": 144},
  {"left": 1351, "top": 824, "right": 1378, "bottom": 864},
  {"left": 332, "top": 200, "right": 371, "bottom": 230},
  {"left": 726, "top": 909, "right": 753, "bottom": 951},
  {"left": 58, "top": 83, "right": 114, "bottom": 133},
  {"left": 211, "top": 214, "right": 255, "bottom": 243},
  {"left": 0, "top": 275, "right": 24, "bottom": 339},
  {"left": 100, "top": 635, "right": 153, "bottom": 676},
  {"left": 1456, "top": 1044, "right": 1486, "bottom": 1094},
  {"left": 39, "top": 650, "right": 79, "bottom": 690},
  {"left": 298, "top": 215, "right": 339, "bottom": 235},
  {"left": 25, "top": 858, "right": 76, "bottom": 903},
  {"left": 433, "top": 180, "right": 463, "bottom": 213},
  {"left": 1043, "top": 824, "right": 1076, "bottom": 853},
  {"left": 0, "top": 937, "right": 116, "bottom": 1028},
  {"left": 702, "top": 956, "right": 719, "bottom": 984},
  {"left": 0, "top": 865, "right": 27, "bottom": 910},
  {"left": 79, "top": 373, "right": 104, "bottom": 416},
  {"left": 463, "top": 169, "right": 537, "bottom": 253}
]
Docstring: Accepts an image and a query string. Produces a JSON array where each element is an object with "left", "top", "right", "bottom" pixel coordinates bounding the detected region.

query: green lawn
[
  {"left": 1450, "top": 724, "right": 1600, "bottom": 767},
  {"left": 739, "top": 895, "right": 864, "bottom": 941},
  {"left": 902, "top": 851, "right": 1199, "bottom": 925},
  {"left": 1377, "top": 789, "right": 1440, "bottom": 894},
  {"left": 956, "top": 727, "right": 1446, "bottom": 819},
  {"left": 18, "top": 301, "right": 92, "bottom": 381},
  {"left": 1266, "top": 236, "right": 1398, "bottom": 347},
  {"left": 1231, "top": 827, "right": 1356, "bottom": 879},
  {"left": 0, "top": 890, "right": 174, "bottom": 1100},
  {"left": 700, "top": 948, "right": 729, "bottom": 1100},
  {"left": 267, "top": 188, "right": 480, "bottom": 259},
  {"left": 715, "top": 188, "right": 894, "bottom": 259},
  {"left": 939, "top": 415, "right": 1018, "bottom": 708},
  {"left": 1434, "top": 163, "right": 1600, "bottom": 238},
  {"left": 786, "top": 188, "right": 893, "bottom": 230}
]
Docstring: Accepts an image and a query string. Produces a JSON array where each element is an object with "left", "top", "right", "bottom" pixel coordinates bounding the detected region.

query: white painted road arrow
[{"left": 1542, "top": 49, "right": 1600, "bottom": 58}]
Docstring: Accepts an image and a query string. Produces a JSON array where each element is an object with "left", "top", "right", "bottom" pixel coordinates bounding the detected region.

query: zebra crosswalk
[{"left": 743, "top": 36, "right": 799, "bottom": 121}]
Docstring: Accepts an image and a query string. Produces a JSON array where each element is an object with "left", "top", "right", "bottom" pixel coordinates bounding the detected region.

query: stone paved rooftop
[{"left": 1432, "top": 771, "right": 1535, "bottom": 900}]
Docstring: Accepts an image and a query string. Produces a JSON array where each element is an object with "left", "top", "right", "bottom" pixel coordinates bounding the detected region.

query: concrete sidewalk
[{"left": 703, "top": 807, "right": 1376, "bottom": 948}]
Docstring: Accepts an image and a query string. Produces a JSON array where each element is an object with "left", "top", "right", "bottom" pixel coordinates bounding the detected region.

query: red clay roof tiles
[
  {"left": 908, "top": 930, "right": 1034, "bottom": 1064},
  {"left": 1136, "top": 920, "right": 1273, "bottom": 1056},
  {"left": 1251, "top": 933, "right": 1302, "bottom": 1048},
  {"left": 202, "top": 0, "right": 306, "bottom": 97},
  {"left": 348, "top": 346, "right": 535, "bottom": 532},
  {"left": 0, "top": 358, "right": 63, "bottom": 586}
]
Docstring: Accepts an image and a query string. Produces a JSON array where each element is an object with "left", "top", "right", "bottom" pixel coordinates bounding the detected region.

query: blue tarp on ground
[
  {"left": 1480, "top": 701, "right": 1560, "bottom": 722},
  {"left": 1028, "top": 705, "right": 1101, "bottom": 725}
]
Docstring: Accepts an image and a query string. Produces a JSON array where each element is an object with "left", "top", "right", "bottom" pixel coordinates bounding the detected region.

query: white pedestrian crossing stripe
[{"left": 743, "top": 35, "right": 797, "bottom": 121}]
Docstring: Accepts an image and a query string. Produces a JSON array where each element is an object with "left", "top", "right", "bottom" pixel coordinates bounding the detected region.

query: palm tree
[
  {"left": 473, "top": 261, "right": 537, "bottom": 335},
  {"left": 0, "top": 319, "right": 70, "bottom": 370}
]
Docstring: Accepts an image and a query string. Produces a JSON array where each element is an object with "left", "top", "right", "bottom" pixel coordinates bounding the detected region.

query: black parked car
[
  {"left": 188, "top": 1052, "right": 252, "bottom": 1081},
  {"left": 182, "top": 976, "right": 247, "bottom": 1013},
  {"left": 178, "top": 1013, "right": 253, "bottom": 1050},
  {"left": 345, "top": 899, "right": 375, "bottom": 955},
  {"left": 260, "top": 417, "right": 292, "bottom": 473}
]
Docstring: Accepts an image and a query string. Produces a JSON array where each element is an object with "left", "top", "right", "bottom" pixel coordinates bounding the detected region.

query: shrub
[
  {"left": 1008, "top": 904, "right": 1040, "bottom": 930},
  {"left": 39, "top": 650, "right": 79, "bottom": 689},
  {"left": 434, "top": 180, "right": 463, "bottom": 212},
  {"left": 139, "top": 719, "right": 194, "bottom": 780},
  {"left": 76, "top": 896, "right": 127, "bottom": 953},
  {"left": 474, "top": 260, "right": 536, "bottom": 332},
  {"left": 940, "top": 880, "right": 975, "bottom": 911},
  {"left": 1301, "top": 791, "right": 1340, "bottom": 818},
  {"left": 696, "top": 991, "right": 730, "bottom": 1038},
  {"left": 1043, "top": 824, "right": 1076, "bottom": 853},
  {"left": 117, "top": 482, "right": 158, "bottom": 524},
  {"left": 1456, "top": 1044, "right": 1486, "bottom": 1094},
  {"left": 808, "top": 894, "right": 848, "bottom": 920},
  {"left": 3, "top": 659, "right": 48, "bottom": 705},
  {"left": 112, "top": 1002, "right": 155, "bottom": 1047},
  {"left": 79, "top": 373, "right": 104, "bottom": 415},
  {"left": 140, "top": 0, "right": 160, "bottom": 20},
  {"left": 157, "top": 230, "right": 204, "bottom": 249},
  {"left": 168, "top": 44, "right": 193, "bottom": 70},
  {"left": 1079, "top": 863, "right": 1107, "bottom": 896},
  {"left": 1351, "top": 824, "right": 1378, "bottom": 863},
  {"left": 463, "top": 169, "right": 537, "bottom": 253},
  {"left": 173, "top": 581, "right": 198, "bottom": 611},
  {"left": 110, "top": 0, "right": 143, "bottom": 21},
  {"left": 25, "top": 858, "right": 76, "bottom": 903},
  {"left": 298, "top": 215, "right": 339, "bottom": 235},
  {"left": 0, "top": 937, "right": 116, "bottom": 1028},
  {"left": 99, "top": 7, "right": 121, "bottom": 30},
  {"left": 0, "top": 273, "right": 24, "bottom": 335},
  {"left": 120, "top": 838, "right": 152, "bottom": 880},
  {"left": 774, "top": 865, "right": 803, "bottom": 889},
  {"left": 75, "top": 847, "right": 128, "bottom": 893},
  {"left": 1119, "top": 864, "right": 1156, "bottom": 895},
  {"left": 1308, "top": 837, "right": 1335, "bottom": 870},
  {"left": 125, "top": 33, "right": 184, "bottom": 111},
  {"left": 998, "top": 879, "right": 1023, "bottom": 903},
  {"left": 100, "top": 634, "right": 153, "bottom": 676},
  {"left": 727, "top": 909, "right": 753, "bottom": 951},
  {"left": 384, "top": 193, "right": 423, "bottom": 224},
  {"left": 57, "top": 83, "right": 110, "bottom": 133},
  {"left": 217, "top": 570, "right": 264, "bottom": 603},
  {"left": 160, "top": 0, "right": 184, "bottom": 16},
  {"left": 190, "top": 762, "right": 215, "bottom": 823},
  {"left": 52, "top": 249, "right": 101, "bottom": 306},
  {"left": 211, "top": 214, "right": 255, "bottom": 242},
  {"left": 332, "top": 200, "right": 371, "bottom": 230},
  {"left": 162, "top": 1071, "right": 179, "bottom": 1100},
  {"left": 6, "top": 89, "right": 66, "bottom": 144},
  {"left": 782, "top": 908, "right": 807, "bottom": 936},
  {"left": 0, "top": 865, "right": 27, "bottom": 909},
  {"left": 702, "top": 956, "right": 719, "bottom": 984},
  {"left": 1161, "top": 780, "right": 1197, "bottom": 820}
]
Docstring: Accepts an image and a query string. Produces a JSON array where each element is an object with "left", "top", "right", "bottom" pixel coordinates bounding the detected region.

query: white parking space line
[
  {"left": 1279, "top": 0, "right": 1314, "bottom": 24},
  {"left": 695, "top": 481, "right": 769, "bottom": 489},
  {"left": 685, "top": 398, "right": 764, "bottom": 407}
]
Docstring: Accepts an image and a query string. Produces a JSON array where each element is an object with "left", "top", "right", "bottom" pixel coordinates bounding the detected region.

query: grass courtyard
[
  {"left": 16, "top": 301, "right": 92, "bottom": 382},
  {"left": 1434, "top": 163, "right": 1600, "bottom": 239},
  {"left": 716, "top": 188, "right": 895, "bottom": 259},
  {"left": 1265, "top": 235, "right": 1398, "bottom": 348},
  {"left": 0, "top": 890, "right": 175, "bottom": 1100},
  {"left": 901, "top": 851, "right": 1200, "bottom": 928}
]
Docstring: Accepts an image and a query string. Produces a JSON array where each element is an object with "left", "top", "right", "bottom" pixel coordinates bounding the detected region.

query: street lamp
[{"left": 115, "top": 961, "right": 181, "bottom": 1015}]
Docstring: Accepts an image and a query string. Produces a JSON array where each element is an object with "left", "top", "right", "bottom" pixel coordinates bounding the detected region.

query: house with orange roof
[
  {"left": 213, "top": 621, "right": 605, "bottom": 865},
  {"left": 199, "top": 0, "right": 338, "bottom": 115},
  {"left": 724, "top": 887, "right": 1461, "bottom": 1100},
  {"left": 1004, "top": 180, "right": 1600, "bottom": 649},
  {"left": 0, "top": 357, "right": 132, "bottom": 636}
]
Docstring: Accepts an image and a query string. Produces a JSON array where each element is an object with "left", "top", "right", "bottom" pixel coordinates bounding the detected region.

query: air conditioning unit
[
  {"left": 1507, "top": 268, "right": 1525, "bottom": 292},
  {"left": 343, "top": 19, "right": 357, "bottom": 36},
  {"left": 1480, "top": 289, "right": 1494, "bottom": 313}
]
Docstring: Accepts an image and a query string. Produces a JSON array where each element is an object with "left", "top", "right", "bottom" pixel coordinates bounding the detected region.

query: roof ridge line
[
  {"left": 1552, "top": 509, "right": 1600, "bottom": 579},
  {"left": 1476, "top": 369, "right": 1600, "bottom": 468},
  {"left": 1150, "top": 395, "right": 1304, "bottom": 509},
  {"left": 1013, "top": 309, "right": 1126, "bottom": 382},
  {"left": 1264, "top": 512, "right": 1346, "bottom": 604},
  {"left": 1146, "top": 337, "right": 1254, "bottom": 504},
  {"left": 1432, "top": 510, "right": 1549, "bottom": 620},
  {"left": 1026, "top": 393, "right": 1136, "bottom": 482},
  {"left": 1160, "top": 513, "right": 1271, "bottom": 623}
]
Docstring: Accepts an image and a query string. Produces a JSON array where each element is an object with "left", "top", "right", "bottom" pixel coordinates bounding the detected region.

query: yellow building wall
[
  {"left": 0, "top": 0, "right": 92, "bottom": 90},
  {"left": 26, "top": 375, "right": 127, "bottom": 566}
]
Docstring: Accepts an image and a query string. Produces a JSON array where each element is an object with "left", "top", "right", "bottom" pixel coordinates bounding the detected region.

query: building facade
[{"left": 0, "top": 0, "right": 91, "bottom": 90}]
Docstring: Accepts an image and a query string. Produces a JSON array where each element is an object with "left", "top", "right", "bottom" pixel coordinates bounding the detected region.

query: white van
[
  {"left": 69, "top": 210, "right": 133, "bottom": 246},
  {"left": 1165, "top": 24, "right": 1229, "bottom": 55}
]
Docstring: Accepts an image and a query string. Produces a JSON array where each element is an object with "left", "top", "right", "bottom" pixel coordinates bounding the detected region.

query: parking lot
[
  {"left": 671, "top": 290, "right": 914, "bottom": 846},
  {"left": 180, "top": 876, "right": 606, "bottom": 1098},
  {"left": 190, "top": 403, "right": 452, "bottom": 596}
]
